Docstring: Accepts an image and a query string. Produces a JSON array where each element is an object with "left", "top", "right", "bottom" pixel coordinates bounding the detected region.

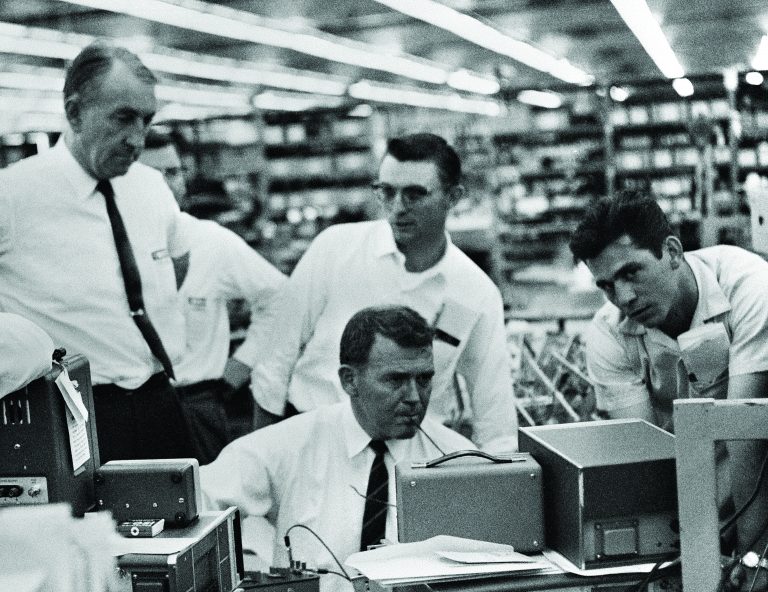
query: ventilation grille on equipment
[{"left": 1, "top": 392, "right": 31, "bottom": 426}]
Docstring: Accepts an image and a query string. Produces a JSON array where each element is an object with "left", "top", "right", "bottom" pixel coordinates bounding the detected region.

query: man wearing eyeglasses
[{"left": 250, "top": 133, "right": 517, "bottom": 452}]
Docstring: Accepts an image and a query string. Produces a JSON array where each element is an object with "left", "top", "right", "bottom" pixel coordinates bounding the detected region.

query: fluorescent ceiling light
[
  {"left": 517, "top": 90, "right": 562, "bottom": 109},
  {"left": 672, "top": 77, "right": 694, "bottom": 97},
  {"left": 156, "top": 83, "right": 251, "bottom": 108},
  {"left": 252, "top": 91, "right": 346, "bottom": 112},
  {"left": 752, "top": 35, "right": 768, "bottom": 71},
  {"left": 447, "top": 70, "right": 500, "bottom": 95},
  {"left": 0, "top": 22, "right": 348, "bottom": 96},
  {"left": 0, "top": 91, "right": 63, "bottom": 114},
  {"left": 746, "top": 71, "right": 764, "bottom": 86},
  {"left": 56, "top": 0, "right": 498, "bottom": 93},
  {"left": 609, "top": 0, "right": 684, "bottom": 78},
  {"left": 0, "top": 66, "right": 253, "bottom": 110},
  {"left": 349, "top": 80, "right": 503, "bottom": 116},
  {"left": 373, "top": 0, "right": 593, "bottom": 85}
]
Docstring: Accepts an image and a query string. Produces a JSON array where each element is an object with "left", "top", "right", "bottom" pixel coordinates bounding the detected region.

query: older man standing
[{"left": 0, "top": 42, "right": 193, "bottom": 462}]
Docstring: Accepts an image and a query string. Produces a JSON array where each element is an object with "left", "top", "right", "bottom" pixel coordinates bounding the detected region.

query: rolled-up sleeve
[{"left": 199, "top": 432, "right": 275, "bottom": 519}]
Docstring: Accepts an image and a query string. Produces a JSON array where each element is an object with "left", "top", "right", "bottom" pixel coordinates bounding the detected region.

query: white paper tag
[
  {"left": 65, "top": 406, "right": 91, "bottom": 473},
  {"left": 55, "top": 366, "right": 91, "bottom": 472},
  {"left": 55, "top": 367, "right": 89, "bottom": 423}
]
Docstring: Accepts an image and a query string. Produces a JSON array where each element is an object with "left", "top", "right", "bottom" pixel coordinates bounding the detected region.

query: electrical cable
[
  {"left": 284, "top": 523, "right": 352, "bottom": 581},
  {"left": 711, "top": 445, "right": 768, "bottom": 590},
  {"left": 348, "top": 484, "right": 397, "bottom": 508},
  {"left": 417, "top": 425, "right": 446, "bottom": 455},
  {"left": 720, "top": 445, "right": 768, "bottom": 536},
  {"left": 626, "top": 552, "right": 680, "bottom": 592}
]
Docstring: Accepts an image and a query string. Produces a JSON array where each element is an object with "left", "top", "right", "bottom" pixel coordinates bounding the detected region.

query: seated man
[
  {"left": 200, "top": 305, "right": 474, "bottom": 577},
  {"left": 569, "top": 192, "right": 768, "bottom": 568}
]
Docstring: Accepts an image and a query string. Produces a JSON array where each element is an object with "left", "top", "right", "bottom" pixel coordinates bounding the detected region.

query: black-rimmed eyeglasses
[{"left": 371, "top": 182, "right": 434, "bottom": 208}]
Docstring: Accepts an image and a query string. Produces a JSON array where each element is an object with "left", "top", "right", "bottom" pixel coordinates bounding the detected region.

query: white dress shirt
[
  {"left": 174, "top": 214, "right": 286, "bottom": 385},
  {"left": 0, "top": 313, "right": 55, "bottom": 397},
  {"left": 0, "top": 140, "right": 188, "bottom": 388},
  {"left": 250, "top": 220, "right": 517, "bottom": 451},
  {"left": 200, "top": 400, "right": 474, "bottom": 573}
]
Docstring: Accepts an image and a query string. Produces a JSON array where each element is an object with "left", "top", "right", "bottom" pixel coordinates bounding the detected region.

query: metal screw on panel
[
  {"left": 153, "top": 502, "right": 158, "bottom": 508},
  {"left": 13, "top": 443, "right": 20, "bottom": 450},
  {"left": 179, "top": 497, "right": 185, "bottom": 503},
  {"left": 530, "top": 473, "right": 536, "bottom": 479},
  {"left": 533, "top": 540, "right": 540, "bottom": 548},
  {"left": 125, "top": 503, "right": 130, "bottom": 508},
  {"left": 409, "top": 481, "right": 416, "bottom": 487}
]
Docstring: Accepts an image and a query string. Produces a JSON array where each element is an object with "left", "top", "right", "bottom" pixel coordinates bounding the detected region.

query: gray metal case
[
  {"left": 396, "top": 451, "right": 545, "bottom": 552},
  {"left": 519, "top": 419, "right": 678, "bottom": 568}
]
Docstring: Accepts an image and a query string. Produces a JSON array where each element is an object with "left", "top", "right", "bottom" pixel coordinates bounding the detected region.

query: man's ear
[
  {"left": 338, "top": 365, "right": 358, "bottom": 397},
  {"left": 447, "top": 184, "right": 464, "bottom": 208},
  {"left": 64, "top": 94, "right": 82, "bottom": 132},
  {"left": 664, "top": 235, "right": 684, "bottom": 269}
]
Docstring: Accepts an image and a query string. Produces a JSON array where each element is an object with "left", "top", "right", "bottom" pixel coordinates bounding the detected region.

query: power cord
[
  {"left": 417, "top": 425, "right": 446, "bottom": 455},
  {"left": 720, "top": 446, "right": 768, "bottom": 536},
  {"left": 284, "top": 523, "right": 352, "bottom": 581},
  {"left": 710, "top": 445, "right": 768, "bottom": 592}
]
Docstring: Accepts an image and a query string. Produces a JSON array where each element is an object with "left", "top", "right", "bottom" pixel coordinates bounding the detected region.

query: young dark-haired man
[{"left": 571, "top": 193, "right": 768, "bottom": 578}]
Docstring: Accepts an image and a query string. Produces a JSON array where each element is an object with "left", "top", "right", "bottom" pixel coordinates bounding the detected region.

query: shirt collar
[
  {"left": 685, "top": 251, "right": 731, "bottom": 324},
  {"left": 371, "top": 219, "right": 454, "bottom": 275},
  {"left": 52, "top": 137, "right": 101, "bottom": 201},
  {"left": 340, "top": 398, "right": 421, "bottom": 464},
  {"left": 617, "top": 250, "right": 732, "bottom": 336}
]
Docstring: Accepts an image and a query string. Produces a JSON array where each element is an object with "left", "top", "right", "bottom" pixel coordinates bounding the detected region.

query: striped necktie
[
  {"left": 360, "top": 439, "right": 389, "bottom": 551},
  {"left": 97, "top": 179, "right": 176, "bottom": 380}
]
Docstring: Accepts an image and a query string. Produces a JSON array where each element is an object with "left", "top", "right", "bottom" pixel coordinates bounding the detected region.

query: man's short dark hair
[
  {"left": 63, "top": 41, "right": 157, "bottom": 106},
  {"left": 569, "top": 192, "right": 675, "bottom": 262},
  {"left": 340, "top": 305, "right": 433, "bottom": 367},
  {"left": 386, "top": 133, "right": 461, "bottom": 188}
]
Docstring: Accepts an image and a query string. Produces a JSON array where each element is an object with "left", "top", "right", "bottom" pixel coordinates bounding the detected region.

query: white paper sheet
[
  {"left": 542, "top": 548, "right": 675, "bottom": 577},
  {"left": 345, "top": 536, "right": 558, "bottom": 585}
]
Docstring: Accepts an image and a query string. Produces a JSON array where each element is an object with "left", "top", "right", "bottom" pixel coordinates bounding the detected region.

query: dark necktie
[
  {"left": 97, "top": 179, "right": 176, "bottom": 380},
  {"left": 360, "top": 440, "right": 389, "bottom": 551}
]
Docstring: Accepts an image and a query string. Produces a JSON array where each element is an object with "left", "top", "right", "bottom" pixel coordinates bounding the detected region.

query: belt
[{"left": 175, "top": 379, "right": 226, "bottom": 398}]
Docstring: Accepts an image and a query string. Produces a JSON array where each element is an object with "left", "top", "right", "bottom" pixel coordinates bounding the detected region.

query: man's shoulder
[
  {"left": 0, "top": 150, "right": 52, "bottom": 183},
  {"left": 688, "top": 245, "right": 768, "bottom": 290},
  {"left": 313, "top": 220, "right": 380, "bottom": 244},
  {"left": 443, "top": 244, "right": 502, "bottom": 300}
]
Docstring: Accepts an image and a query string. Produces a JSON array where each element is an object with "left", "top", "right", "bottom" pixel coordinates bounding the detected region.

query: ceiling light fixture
[
  {"left": 752, "top": 35, "right": 768, "bottom": 71},
  {"left": 609, "top": 86, "right": 629, "bottom": 102},
  {"left": 608, "top": 0, "right": 684, "bottom": 79},
  {"left": 55, "top": 0, "right": 498, "bottom": 94},
  {"left": 252, "top": 91, "right": 347, "bottom": 112},
  {"left": 672, "top": 77, "right": 694, "bottom": 97},
  {"left": 745, "top": 71, "right": 764, "bottom": 86},
  {"left": 0, "top": 22, "right": 348, "bottom": 96},
  {"left": 517, "top": 90, "right": 562, "bottom": 109},
  {"left": 349, "top": 80, "right": 503, "bottom": 116},
  {"left": 372, "top": 0, "right": 593, "bottom": 85},
  {"left": 0, "top": 65, "right": 253, "bottom": 110}
]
